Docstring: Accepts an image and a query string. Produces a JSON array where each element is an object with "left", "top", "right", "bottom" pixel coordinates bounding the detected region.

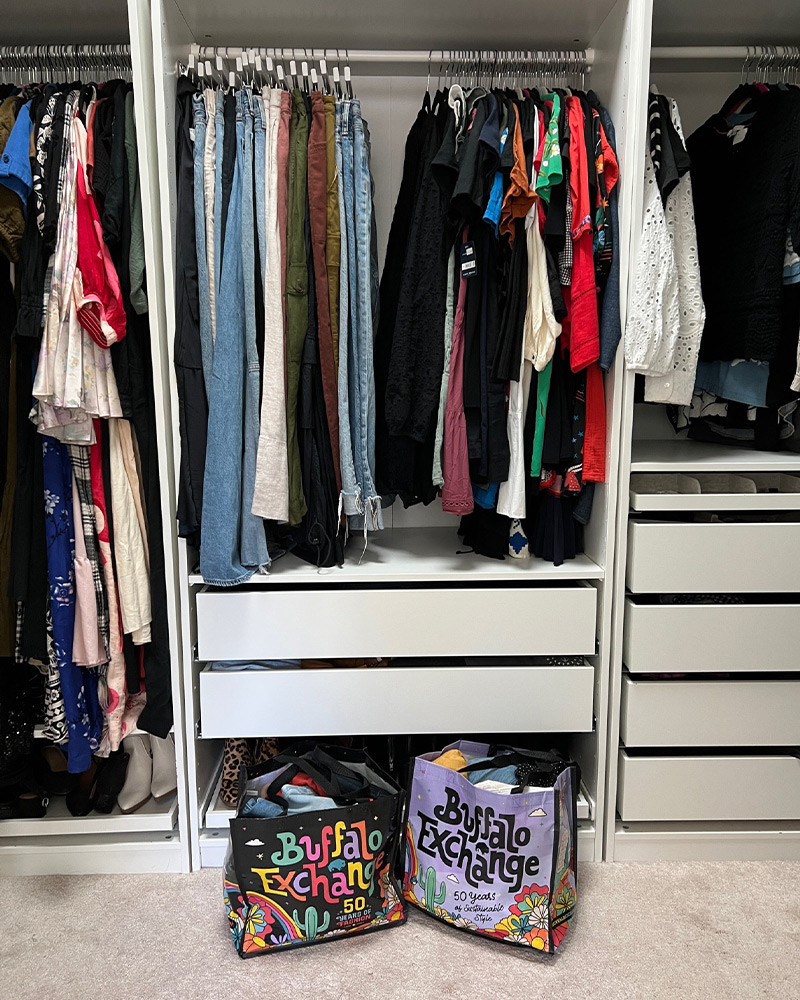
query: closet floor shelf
[{"left": 0, "top": 793, "right": 178, "bottom": 838}]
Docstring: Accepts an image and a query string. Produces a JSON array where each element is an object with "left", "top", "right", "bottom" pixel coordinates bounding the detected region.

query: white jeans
[{"left": 252, "top": 89, "right": 290, "bottom": 521}]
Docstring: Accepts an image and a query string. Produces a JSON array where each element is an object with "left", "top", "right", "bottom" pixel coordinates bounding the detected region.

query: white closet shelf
[
  {"left": 172, "top": 0, "right": 617, "bottom": 49},
  {"left": 631, "top": 440, "right": 800, "bottom": 473},
  {"left": 202, "top": 768, "right": 591, "bottom": 829},
  {"left": 188, "top": 528, "right": 603, "bottom": 586},
  {"left": 0, "top": 793, "right": 178, "bottom": 838},
  {"left": 33, "top": 725, "right": 171, "bottom": 740}
]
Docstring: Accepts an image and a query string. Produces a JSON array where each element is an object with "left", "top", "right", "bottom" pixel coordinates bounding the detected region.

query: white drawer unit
[
  {"left": 617, "top": 752, "right": 800, "bottom": 822},
  {"left": 626, "top": 519, "right": 800, "bottom": 593},
  {"left": 620, "top": 676, "right": 800, "bottom": 747},
  {"left": 623, "top": 598, "right": 800, "bottom": 673},
  {"left": 198, "top": 660, "right": 596, "bottom": 738},
  {"left": 195, "top": 584, "right": 597, "bottom": 661}
]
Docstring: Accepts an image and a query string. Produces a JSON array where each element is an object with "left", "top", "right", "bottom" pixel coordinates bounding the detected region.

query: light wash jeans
[
  {"left": 238, "top": 89, "right": 269, "bottom": 571},
  {"left": 200, "top": 95, "right": 252, "bottom": 585},
  {"left": 191, "top": 94, "right": 213, "bottom": 394},
  {"left": 335, "top": 101, "right": 360, "bottom": 519},
  {"left": 213, "top": 88, "right": 224, "bottom": 324},
  {"left": 350, "top": 101, "right": 382, "bottom": 530},
  {"left": 202, "top": 89, "right": 217, "bottom": 346}
]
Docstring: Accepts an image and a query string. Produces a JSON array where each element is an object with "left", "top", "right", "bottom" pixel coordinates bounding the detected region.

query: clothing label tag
[
  {"left": 729, "top": 124, "right": 749, "bottom": 145},
  {"left": 460, "top": 240, "right": 477, "bottom": 279}
]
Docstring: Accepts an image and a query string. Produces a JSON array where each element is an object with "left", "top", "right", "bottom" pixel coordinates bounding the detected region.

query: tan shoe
[{"left": 117, "top": 734, "right": 152, "bottom": 814}]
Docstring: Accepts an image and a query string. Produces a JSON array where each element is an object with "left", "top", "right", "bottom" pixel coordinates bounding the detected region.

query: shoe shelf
[{"left": 0, "top": 794, "right": 178, "bottom": 838}]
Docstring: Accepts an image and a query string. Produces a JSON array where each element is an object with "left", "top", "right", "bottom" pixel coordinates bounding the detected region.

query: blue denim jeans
[
  {"left": 200, "top": 96, "right": 253, "bottom": 585},
  {"left": 238, "top": 89, "right": 269, "bottom": 571},
  {"left": 253, "top": 95, "right": 267, "bottom": 288},
  {"left": 350, "top": 102, "right": 382, "bottom": 530},
  {"left": 335, "top": 101, "right": 360, "bottom": 519},
  {"left": 192, "top": 94, "right": 213, "bottom": 394},
  {"left": 213, "top": 88, "right": 224, "bottom": 313}
]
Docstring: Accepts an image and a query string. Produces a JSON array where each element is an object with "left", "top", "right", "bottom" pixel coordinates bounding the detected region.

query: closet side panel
[
  {"left": 149, "top": 0, "right": 209, "bottom": 870},
  {"left": 128, "top": 0, "right": 192, "bottom": 872},
  {"left": 589, "top": 0, "right": 655, "bottom": 860}
]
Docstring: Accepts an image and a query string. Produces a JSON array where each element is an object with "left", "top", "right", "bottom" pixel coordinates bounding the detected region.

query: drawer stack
[{"left": 614, "top": 465, "right": 800, "bottom": 854}]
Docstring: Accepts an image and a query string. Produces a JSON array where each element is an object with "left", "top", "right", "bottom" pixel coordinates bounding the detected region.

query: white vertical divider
[
  {"left": 127, "top": 0, "right": 192, "bottom": 871},
  {"left": 602, "top": 0, "right": 655, "bottom": 861},
  {"left": 562, "top": 0, "right": 654, "bottom": 863},
  {"left": 143, "top": 0, "right": 211, "bottom": 870}
]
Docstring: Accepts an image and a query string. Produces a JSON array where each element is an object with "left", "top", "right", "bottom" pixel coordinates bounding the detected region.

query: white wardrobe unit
[
  {"left": 0, "top": 0, "right": 191, "bottom": 874},
  {"left": 147, "top": 0, "right": 651, "bottom": 869},
  {"left": 605, "top": 0, "right": 800, "bottom": 862}
]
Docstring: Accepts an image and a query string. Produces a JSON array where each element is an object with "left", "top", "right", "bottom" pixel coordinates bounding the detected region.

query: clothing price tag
[{"left": 460, "top": 240, "right": 477, "bottom": 279}]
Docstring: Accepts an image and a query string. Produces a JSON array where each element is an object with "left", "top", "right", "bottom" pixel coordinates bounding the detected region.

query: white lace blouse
[{"left": 625, "top": 96, "right": 706, "bottom": 406}]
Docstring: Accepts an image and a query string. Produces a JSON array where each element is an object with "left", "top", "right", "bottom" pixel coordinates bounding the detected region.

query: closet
[
  {"left": 605, "top": 0, "right": 800, "bottom": 862},
  {"left": 0, "top": 0, "right": 190, "bottom": 874},
  {"left": 149, "top": 0, "right": 649, "bottom": 868}
]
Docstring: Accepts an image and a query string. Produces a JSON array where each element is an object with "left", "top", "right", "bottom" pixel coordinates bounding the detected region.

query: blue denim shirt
[{"left": 0, "top": 100, "right": 33, "bottom": 214}]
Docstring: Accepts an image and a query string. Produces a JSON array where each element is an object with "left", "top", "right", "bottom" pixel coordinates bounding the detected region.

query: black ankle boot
[{"left": 94, "top": 749, "right": 130, "bottom": 814}]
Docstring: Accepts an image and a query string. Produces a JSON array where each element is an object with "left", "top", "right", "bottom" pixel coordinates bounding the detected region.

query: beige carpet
[{"left": 2, "top": 862, "right": 798, "bottom": 999}]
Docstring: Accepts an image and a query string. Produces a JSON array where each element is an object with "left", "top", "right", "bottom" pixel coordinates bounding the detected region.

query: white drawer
[
  {"left": 198, "top": 660, "right": 595, "bottom": 738},
  {"left": 195, "top": 584, "right": 597, "bottom": 660},
  {"left": 623, "top": 598, "right": 800, "bottom": 673},
  {"left": 626, "top": 519, "right": 800, "bottom": 593},
  {"left": 617, "top": 752, "right": 800, "bottom": 822},
  {"left": 620, "top": 676, "right": 800, "bottom": 747},
  {"left": 629, "top": 473, "right": 800, "bottom": 512}
]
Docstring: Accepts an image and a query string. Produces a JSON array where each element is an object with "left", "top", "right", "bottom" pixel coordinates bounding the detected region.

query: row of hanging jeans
[{"left": 175, "top": 78, "right": 381, "bottom": 583}]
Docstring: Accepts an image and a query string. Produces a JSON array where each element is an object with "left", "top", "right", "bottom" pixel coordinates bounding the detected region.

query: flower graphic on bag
[{"left": 510, "top": 884, "right": 550, "bottom": 929}]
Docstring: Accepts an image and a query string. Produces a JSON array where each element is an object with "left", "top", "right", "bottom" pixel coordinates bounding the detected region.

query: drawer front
[
  {"left": 623, "top": 599, "right": 800, "bottom": 673},
  {"left": 620, "top": 677, "right": 800, "bottom": 747},
  {"left": 629, "top": 473, "right": 800, "bottom": 512},
  {"left": 627, "top": 520, "right": 800, "bottom": 593},
  {"left": 617, "top": 752, "right": 800, "bottom": 822},
  {"left": 199, "top": 662, "right": 596, "bottom": 738},
  {"left": 195, "top": 585, "right": 597, "bottom": 660}
]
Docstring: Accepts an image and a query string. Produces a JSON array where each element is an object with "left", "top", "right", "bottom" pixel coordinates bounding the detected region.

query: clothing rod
[
  {"left": 651, "top": 45, "right": 799, "bottom": 60},
  {"left": 193, "top": 46, "right": 594, "bottom": 67}
]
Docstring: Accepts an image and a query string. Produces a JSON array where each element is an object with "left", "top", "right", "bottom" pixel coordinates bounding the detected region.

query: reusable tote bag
[
  {"left": 402, "top": 741, "right": 578, "bottom": 953},
  {"left": 223, "top": 743, "right": 406, "bottom": 956}
]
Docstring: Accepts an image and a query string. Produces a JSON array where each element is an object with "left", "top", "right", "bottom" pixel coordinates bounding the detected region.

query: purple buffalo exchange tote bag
[{"left": 402, "top": 741, "right": 578, "bottom": 952}]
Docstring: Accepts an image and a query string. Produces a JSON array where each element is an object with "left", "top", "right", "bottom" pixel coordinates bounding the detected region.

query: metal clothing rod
[
  {"left": 192, "top": 46, "right": 594, "bottom": 71},
  {"left": 652, "top": 45, "right": 798, "bottom": 60},
  {"left": 195, "top": 48, "right": 593, "bottom": 62}
]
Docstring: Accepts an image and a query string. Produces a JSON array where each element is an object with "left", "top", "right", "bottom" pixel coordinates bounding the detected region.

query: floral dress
[{"left": 42, "top": 437, "right": 102, "bottom": 772}]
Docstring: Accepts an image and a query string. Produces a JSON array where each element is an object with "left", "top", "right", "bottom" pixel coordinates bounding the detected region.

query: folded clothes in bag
[
  {"left": 224, "top": 743, "right": 405, "bottom": 956},
  {"left": 403, "top": 741, "right": 579, "bottom": 953}
]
